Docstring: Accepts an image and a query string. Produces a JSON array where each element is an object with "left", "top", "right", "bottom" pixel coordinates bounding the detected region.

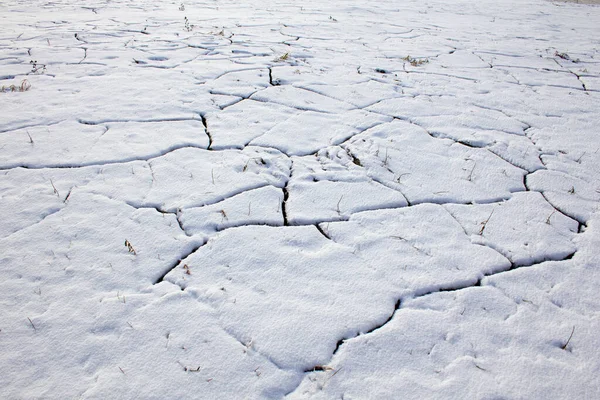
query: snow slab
[{"left": 1, "top": 0, "right": 600, "bottom": 398}]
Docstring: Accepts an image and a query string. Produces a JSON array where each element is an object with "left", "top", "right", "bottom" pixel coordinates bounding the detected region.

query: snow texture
[{"left": 1, "top": 0, "right": 599, "bottom": 398}]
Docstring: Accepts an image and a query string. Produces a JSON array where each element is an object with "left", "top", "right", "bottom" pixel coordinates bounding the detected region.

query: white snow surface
[{"left": 1, "top": 0, "right": 599, "bottom": 398}]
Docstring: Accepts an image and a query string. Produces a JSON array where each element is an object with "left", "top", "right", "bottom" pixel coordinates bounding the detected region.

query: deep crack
[
  {"left": 154, "top": 242, "right": 207, "bottom": 284},
  {"left": 315, "top": 224, "right": 331, "bottom": 240},
  {"left": 293, "top": 249, "right": 578, "bottom": 393},
  {"left": 200, "top": 113, "right": 212, "bottom": 150}
]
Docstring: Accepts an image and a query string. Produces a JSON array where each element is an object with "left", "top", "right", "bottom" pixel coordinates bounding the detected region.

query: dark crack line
[
  {"left": 175, "top": 211, "right": 190, "bottom": 236},
  {"left": 413, "top": 251, "right": 577, "bottom": 297},
  {"left": 551, "top": 58, "right": 589, "bottom": 92},
  {"left": 282, "top": 186, "right": 290, "bottom": 226},
  {"left": 368, "top": 174, "right": 412, "bottom": 206},
  {"left": 199, "top": 113, "right": 212, "bottom": 149},
  {"left": 315, "top": 223, "right": 331, "bottom": 240},
  {"left": 523, "top": 172, "right": 530, "bottom": 192},
  {"left": 212, "top": 221, "right": 284, "bottom": 233},
  {"left": 1, "top": 207, "right": 65, "bottom": 241},
  {"left": 366, "top": 115, "right": 539, "bottom": 175},
  {"left": 342, "top": 145, "right": 363, "bottom": 167},
  {"left": 218, "top": 326, "right": 290, "bottom": 372},
  {"left": 77, "top": 117, "right": 202, "bottom": 126},
  {"left": 281, "top": 159, "right": 292, "bottom": 226},
  {"left": 154, "top": 241, "right": 207, "bottom": 285},
  {"left": 487, "top": 147, "right": 544, "bottom": 174},
  {"left": 217, "top": 96, "right": 246, "bottom": 111},
  {"left": 268, "top": 67, "right": 278, "bottom": 86},
  {"left": 294, "top": 249, "right": 577, "bottom": 387},
  {"left": 0, "top": 120, "right": 64, "bottom": 134},
  {"left": 0, "top": 143, "right": 208, "bottom": 171},
  {"left": 334, "top": 119, "right": 394, "bottom": 149},
  {"left": 540, "top": 191, "right": 586, "bottom": 225},
  {"left": 178, "top": 184, "right": 275, "bottom": 211}
]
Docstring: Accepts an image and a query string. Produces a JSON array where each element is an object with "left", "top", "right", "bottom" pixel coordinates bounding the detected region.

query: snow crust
[{"left": 1, "top": 0, "right": 599, "bottom": 398}]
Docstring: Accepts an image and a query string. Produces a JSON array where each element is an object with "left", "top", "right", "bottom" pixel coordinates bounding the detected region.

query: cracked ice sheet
[
  {"left": 0, "top": 283, "right": 300, "bottom": 399},
  {"left": 288, "top": 214, "right": 600, "bottom": 400},
  {"left": 0, "top": 191, "right": 301, "bottom": 397},
  {"left": 525, "top": 118, "right": 600, "bottom": 223},
  {"left": 366, "top": 95, "right": 544, "bottom": 171},
  {"left": 0, "top": 192, "right": 198, "bottom": 290},
  {"left": 0, "top": 119, "right": 209, "bottom": 168},
  {"left": 163, "top": 205, "right": 510, "bottom": 372},
  {"left": 285, "top": 179, "right": 408, "bottom": 224},
  {"left": 74, "top": 146, "right": 291, "bottom": 212},
  {"left": 445, "top": 191, "right": 578, "bottom": 266},
  {"left": 344, "top": 119, "right": 526, "bottom": 204},
  {"left": 180, "top": 185, "right": 284, "bottom": 235},
  {"left": 206, "top": 99, "right": 300, "bottom": 149},
  {"left": 2, "top": 0, "right": 600, "bottom": 398},
  {"left": 204, "top": 68, "right": 269, "bottom": 98},
  {"left": 250, "top": 85, "right": 356, "bottom": 114},
  {"left": 250, "top": 110, "right": 391, "bottom": 156},
  {"left": 0, "top": 146, "right": 288, "bottom": 238},
  {"left": 0, "top": 69, "right": 232, "bottom": 133},
  {"left": 0, "top": 166, "right": 99, "bottom": 239},
  {"left": 140, "top": 147, "right": 290, "bottom": 211}
]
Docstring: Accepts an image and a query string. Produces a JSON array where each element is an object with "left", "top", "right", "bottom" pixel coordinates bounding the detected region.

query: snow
[{"left": 1, "top": 0, "right": 599, "bottom": 398}]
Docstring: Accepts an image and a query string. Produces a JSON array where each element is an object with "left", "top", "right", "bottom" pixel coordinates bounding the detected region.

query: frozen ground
[{"left": 1, "top": 0, "right": 599, "bottom": 398}]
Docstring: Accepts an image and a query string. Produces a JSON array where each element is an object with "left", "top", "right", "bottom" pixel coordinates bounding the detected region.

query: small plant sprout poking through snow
[
  {"left": 27, "top": 317, "right": 37, "bottom": 331},
  {"left": 466, "top": 161, "right": 476, "bottom": 181},
  {"left": 396, "top": 173, "right": 410, "bottom": 184},
  {"left": 26, "top": 130, "right": 34, "bottom": 144},
  {"left": 124, "top": 240, "right": 137, "bottom": 255},
  {"left": 184, "top": 16, "right": 193, "bottom": 32},
  {"left": 117, "top": 291, "right": 126, "bottom": 304},
  {"left": 561, "top": 326, "right": 575, "bottom": 351},
  {"left": 336, "top": 195, "right": 344, "bottom": 215},
  {"left": 403, "top": 55, "right": 429, "bottom": 67},
  {"left": 50, "top": 179, "right": 60, "bottom": 197},
  {"left": 479, "top": 210, "right": 494, "bottom": 235},
  {"left": 63, "top": 187, "right": 74, "bottom": 203},
  {"left": 29, "top": 60, "right": 46, "bottom": 74},
  {"left": 274, "top": 52, "right": 290, "bottom": 62},
  {"left": 1, "top": 79, "right": 31, "bottom": 93},
  {"left": 546, "top": 210, "right": 556, "bottom": 224}
]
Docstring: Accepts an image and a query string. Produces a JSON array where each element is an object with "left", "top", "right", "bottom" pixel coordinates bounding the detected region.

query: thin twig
[
  {"left": 479, "top": 210, "right": 494, "bottom": 235},
  {"left": 561, "top": 326, "right": 575, "bottom": 350},
  {"left": 336, "top": 195, "right": 344, "bottom": 214},
  {"left": 50, "top": 179, "right": 60, "bottom": 197}
]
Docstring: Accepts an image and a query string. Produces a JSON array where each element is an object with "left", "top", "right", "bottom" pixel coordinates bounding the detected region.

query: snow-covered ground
[{"left": 1, "top": 0, "right": 599, "bottom": 398}]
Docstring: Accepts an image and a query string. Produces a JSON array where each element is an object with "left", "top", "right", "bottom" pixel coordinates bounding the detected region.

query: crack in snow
[{"left": 288, "top": 249, "right": 577, "bottom": 395}]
